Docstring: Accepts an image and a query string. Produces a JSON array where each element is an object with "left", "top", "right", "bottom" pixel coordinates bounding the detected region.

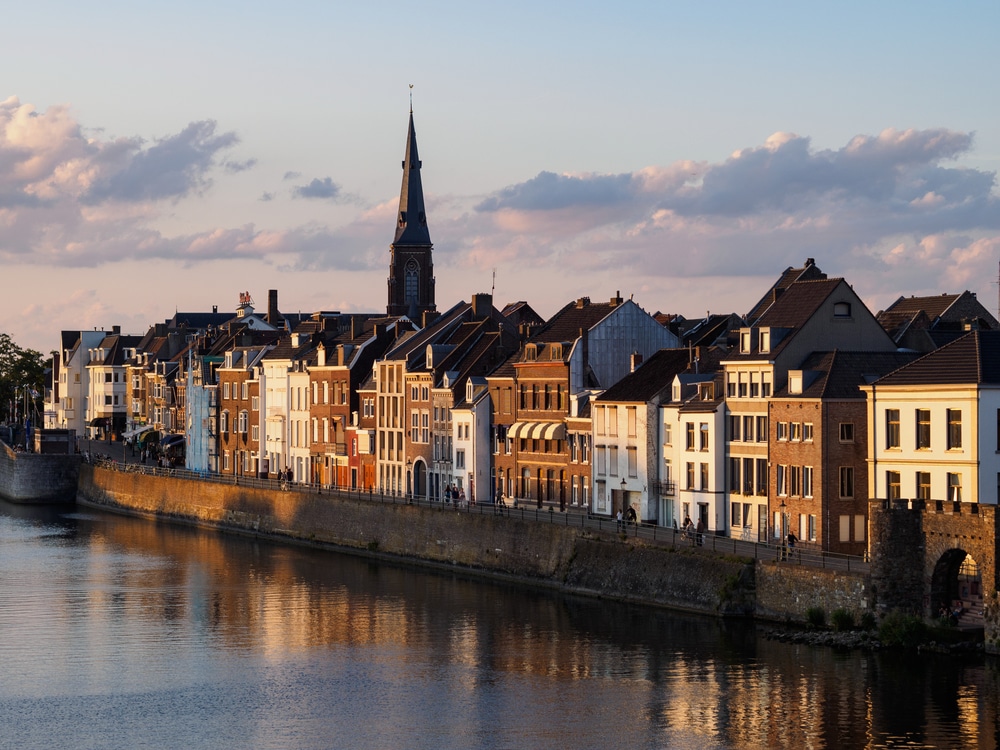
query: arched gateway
[{"left": 870, "top": 499, "right": 997, "bottom": 621}]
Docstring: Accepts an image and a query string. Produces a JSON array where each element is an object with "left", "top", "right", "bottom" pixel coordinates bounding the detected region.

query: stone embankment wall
[
  {"left": 0, "top": 442, "right": 80, "bottom": 504},
  {"left": 77, "top": 465, "right": 867, "bottom": 622},
  {"left": 756, "top": 564, "right": 871, "bottom": 623}
]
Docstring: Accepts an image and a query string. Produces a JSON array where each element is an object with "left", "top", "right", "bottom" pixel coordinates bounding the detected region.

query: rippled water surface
[{"left": 1, "top": 500, "right": 998, "bottom": 749}]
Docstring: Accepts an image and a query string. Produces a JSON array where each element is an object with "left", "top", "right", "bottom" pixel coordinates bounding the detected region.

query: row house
[
  {"left": 865, "top": 330, "right": 1000, "bottom": 509},
  {"left": 590, "top": 348, "right": 697, "bottom": 523},
  {"left": 722, "top": 273, "right": 897, "bottom": 543},
  {"left": 85, "top": 329, "right": 143, "bottom": 440},
  {"left": 490, "top": 294, "right": 678, "bottom": 510},
  {"left": 375, "top": 294, "right": 519, "bottom": 500},
  {"left": 49, "top": 329, "right": 110, "bottom": 435},
  {"left": 769, "top": 350, "right": 916, "bottom": 556},
  {"left": 217, "top": 345, "right": 274, "bottom": 477},
  {"left": 306, "top": 316, "right": 413, "bottom": 489},
  {"left": 668, "top": 371, "right": 726, "bottom": 534}
]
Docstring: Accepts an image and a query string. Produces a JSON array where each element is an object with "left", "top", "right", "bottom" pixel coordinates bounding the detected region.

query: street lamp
[
  {"left": 779, "top": 498, "right": 787, "bottom": 560},
  {"left": 406, "top": 458, "right": 413, "bottom": 501}
]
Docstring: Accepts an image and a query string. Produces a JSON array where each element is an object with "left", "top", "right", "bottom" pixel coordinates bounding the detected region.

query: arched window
[{"left": 405, "top": 259, "right": 419, "bottom": 304}]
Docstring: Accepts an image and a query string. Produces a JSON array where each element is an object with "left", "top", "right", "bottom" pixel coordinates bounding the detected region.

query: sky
[{"left": 2, "top": 1, "right": 999, "bottom": 355}]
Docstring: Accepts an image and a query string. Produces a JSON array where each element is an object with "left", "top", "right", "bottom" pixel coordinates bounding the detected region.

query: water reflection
[{"left": 0, "top": 500, "right": 998, "bottom": 749}]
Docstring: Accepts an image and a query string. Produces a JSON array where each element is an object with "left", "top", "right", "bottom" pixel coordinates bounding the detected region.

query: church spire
[
  {"left": 387, "top": 95, "right": 435, "bottom": 319},
  {"left": 393, "top": 109, "right": 431, "bottom": 246}
]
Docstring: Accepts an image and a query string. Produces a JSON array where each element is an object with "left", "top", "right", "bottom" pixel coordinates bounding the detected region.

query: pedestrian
[
  {"left": 616, "top": 509, "right": 623, "bottom": 531},
  {"left": 445, "top": 485, "right": 452, "bottom": 503},
  {"left": 786, "top": 530, "right": 797, "bottom": 560},
  {"left": 682, "top": 516, "right": 694, "bottom": 544},
  {"left": 695, "top": 517, "right": 705, "bottom": 546}
]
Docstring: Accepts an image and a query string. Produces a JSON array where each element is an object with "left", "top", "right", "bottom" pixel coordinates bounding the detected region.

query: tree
[{"left": 0, "top": 333, "right": 45, "bottom": 424}]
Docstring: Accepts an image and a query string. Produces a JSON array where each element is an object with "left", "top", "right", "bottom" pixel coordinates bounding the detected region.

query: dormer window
[
  {"left": 759, "top": 328, "right": 770, "bottom": 353},
  {"left": 525, "top": 344, "right": 538, "bottom": 361},
  {"left": 833, "top": 301, "right": 852, "bottom": 318},
  {"left": 740, "top": 329, "right": 753, "bottom": 354},
  {"left": 550, "top": 343, "right": 562, "bottom": 360},
  {"left": 699, "top": 383, "right": 714, "bottom": 400}
]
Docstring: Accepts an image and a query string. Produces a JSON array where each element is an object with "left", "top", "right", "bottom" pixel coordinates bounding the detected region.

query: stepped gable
[
  {"left": 595, "top": 349, "right": 699, "bottom": 403},
  {"left": 746, "top": 258, "right": 827, "bottom": 324},
  {"left": 873, "top": 329, "right": 1000, "bottom": 387}
]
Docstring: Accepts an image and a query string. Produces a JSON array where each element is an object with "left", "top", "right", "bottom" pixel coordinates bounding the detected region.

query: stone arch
[{"left": 930, "top": 548, "right": 972, "bottom": 615}]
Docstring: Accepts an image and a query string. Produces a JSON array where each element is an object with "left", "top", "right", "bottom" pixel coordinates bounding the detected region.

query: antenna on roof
[{"left": 491, "top": 268, "right": 496, "bottom": 298}]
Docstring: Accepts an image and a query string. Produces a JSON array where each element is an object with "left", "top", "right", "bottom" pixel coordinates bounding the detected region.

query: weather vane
[{"left": 409, "top": 83, "right": 413, "bottom": 112}]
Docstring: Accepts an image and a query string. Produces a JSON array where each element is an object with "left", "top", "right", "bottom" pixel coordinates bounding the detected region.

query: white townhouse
[
  {"left": 49, "top": 330, "right": 107, "bottom": 436},
  {"left": 450, "top": 376, "right": 491, "bottom": 504},
  {"left": 591, "top": 349, "right": 699, "bottom": 524},
  {"left": 665, "top": 372, "right": 727, "bottom": 535},
  {"left": 864, "top": 330, "right": 1000, "bottom": 507}
]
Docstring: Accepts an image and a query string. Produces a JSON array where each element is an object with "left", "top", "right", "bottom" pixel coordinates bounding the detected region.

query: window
[
  {"left": 948, "top": 473, "right": 962, "bottom": 502},
  {"left": 251, "top": 424, "right": 259, "bottom": 442},
  {"left": 743, "top": 416, "right": 754, "bottom": 442},
  {"left": 916, "top": 409, "right": 931, "bottom": 449},
  {"left": 608, "top": 406, "right": 618, "bottom": 436},
  {"left": 729, "top": 457, "right": 741, "bottom": 493},
  {"left": 729, "top": 415, "right": 741, "bottom": 442},
  {"left": 790, "top": 422, "right": 802, "bottom": 442},
  {"left": 947, "top": 409, "right": 962, "bottom": 450},
  {"left": 756, "top": 416, "right": 767, "bottom": 443},
  {"left": 807, "top": 514, "right": 817, "bottom": 542},
  {"left": 917, "top": 471, "right": 931, "bottom": 501},
  {"left": 762, "top": 372, "right": 772, "bottom": 398},
  {"left": 456, "top": 449, "right": 465, "bottom": 470},
  {"left": 627, "top": 407, "right": 637, "bottom": 437},
  {"left": 609, "top": 446, "right": 618, "bottom": 475},
  {"left": 839, "top": 467, "right": 854, "bottom": 498},
  {"left": 238, "top": 410, "right": 248, "bottom": 435},
  {"left": 223, "top": 382, "right": 230, "bottom": 399},
  {"left": 686, "top": 422, "right": 695, "bottom": 450},
  {"left": 663, "top": 422, "right": 672, "bottom": 446},
  {"left": 221, "top": 411, "right": 229, "bottom": 434},
  {"left": 776, "top": 422, "right": 788, "bottom": 441},
  {"left": 242, "top": 382, "right": 249, "bottom": 400},
  {"left": 840, "top": 423, "right": 854, "bottom": 443},
  {"left": 700, "top": 462, "right": 709, "bottom": 490},
  {"left": 740, "top": 331, "right": 752, "bottom": 353},
  {"left": 776, "top": 465, "right": 787, "bottom": 496},
  {"left": 886, "top": 409, "right": 900, "bottom": 449},
  {"left": 803, "top": 422, "right": 813, "bottom": 442},
  {"left": 759, "top": 329, "right": 770, "bottom": 352},
  {"left": 251, "top": 396, "right": 259, "bottom": 411},
  {"left": 627, "top": 446, "right": 638, "bottom": 477},
  {"left": 686, "top": 462, "right": 695, "bottom": 490},
  {"left": 887, "top": 471, "right": 901, "bottom": 500},
  {"left": 756, "top": 459, "right": 768, "bottom": 496},
  {"left": 743, "top": 458, "right": 754, "bottom": 496},
  {"left": 833, "top": 301, "right": 852, "bottom": 318},
  {"left": 699, "top": 423, "right": 709, "bottom": 451},
  {"left": 803, "top": 466, "right": 813, "bottom": 497},
  {"left": 789, "top": 466, "right": 801, "bottom": 496}
]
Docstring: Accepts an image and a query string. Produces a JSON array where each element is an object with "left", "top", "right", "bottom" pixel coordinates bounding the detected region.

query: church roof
[{"left": 392, "top": 110, "right": 432, "bottom": 247}]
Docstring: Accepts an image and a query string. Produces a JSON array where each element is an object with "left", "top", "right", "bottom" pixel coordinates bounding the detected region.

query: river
[{"left": 0, "top": 499, "right": 997, "bottom": 749}]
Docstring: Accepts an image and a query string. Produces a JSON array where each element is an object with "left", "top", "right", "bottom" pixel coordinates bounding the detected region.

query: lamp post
[
  {"left": 779, "top": 499, "right": 787, "bottom": 561},
  {"left": 406, "top": 458, "right": 413, "bottom": 502}
]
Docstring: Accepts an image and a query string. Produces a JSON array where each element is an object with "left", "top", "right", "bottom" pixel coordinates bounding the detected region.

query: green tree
[{"left": 0, "top": 333, "right": 46, "bottom": 424}]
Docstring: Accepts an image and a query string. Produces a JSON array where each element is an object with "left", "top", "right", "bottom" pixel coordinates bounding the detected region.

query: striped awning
[{"left": 508, "top": 421, "right": 566, "bottom": 441}]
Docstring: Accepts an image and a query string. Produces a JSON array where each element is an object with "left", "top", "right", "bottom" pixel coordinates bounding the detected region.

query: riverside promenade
[{"left": 76, "top": 450, "right": 873, "bottom": 626}]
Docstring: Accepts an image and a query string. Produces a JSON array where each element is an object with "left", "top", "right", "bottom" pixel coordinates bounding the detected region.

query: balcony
[{"left": 654, "top": 480, "right": 676, "bottom": 497}]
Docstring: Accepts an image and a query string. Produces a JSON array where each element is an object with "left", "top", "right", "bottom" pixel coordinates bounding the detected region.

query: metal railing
[{"left": 85, "top": 455, "right": 870, "bottom": 573}]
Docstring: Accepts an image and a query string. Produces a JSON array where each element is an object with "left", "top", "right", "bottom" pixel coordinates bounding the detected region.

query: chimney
[
  {"left": 630, "top": 352, "right": 643, "bottom": 372},
  {"left": 268, "top": 289, "right": 279, "bottom": 325},
  {"left": 576, "top": 297, "right": 590, "bottom": 309},
  {"left": 112, "top": 325, "right": 121, "bottom": 336},
  {"left": 317, "top": 343, "right": 326, "bottom": 367},
  {"left": 471, "top": 293, "right": 493, "bottom": 320},
  {"left": 212, "top": 305, "right": 218, "bottom": 314},
  {"left": 805, "top": 258, "right": 815, "bottom": 267},
  {"left": 422, "top": 310, "right": 440, "bottom": 328},
  {"left": 772, "top": 288, "right": 784, "bottom": 303},
  {"left": 610, "top": 291, "right": 623, "bottom": 306}
]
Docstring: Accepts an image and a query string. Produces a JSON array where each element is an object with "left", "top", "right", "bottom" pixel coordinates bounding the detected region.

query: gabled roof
[
  {"left": 774, "top": 350, "right": 920, "bottom": 399},
  {"left": 746, "top": 258, "right": 827, "bottom": 324},
  {"left": 596, "top": 348, "right": 701, "bottom": 403},
  {"left": 872, "top": 330, "right": 1000, "bottom": 387}
]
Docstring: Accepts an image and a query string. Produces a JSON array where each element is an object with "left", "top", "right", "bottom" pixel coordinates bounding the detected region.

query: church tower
[{"left": 387, "top": 105, "right": 436, "bottom": 319}]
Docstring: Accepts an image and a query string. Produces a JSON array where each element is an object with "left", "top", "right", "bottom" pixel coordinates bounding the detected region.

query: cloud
[{"left": 292, "top": 177, "right": 342, "bottom": 200}]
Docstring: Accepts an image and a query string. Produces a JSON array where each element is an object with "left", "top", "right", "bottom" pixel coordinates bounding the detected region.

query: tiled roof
[
  {"left": 873, "top": 330, "right": 1000, "bottom": 386},
  {"left": 774, "top": 350, "right": 920, "bottom": 399},
  {"left": 746, "top": 259, "right": 827, "bottom": 324},
  {"left": 756, "top": 278, "right": 843, "bottom": 329},
  {"left": 879, "top": 293, "right": 961, "bottom": 321},
  {"left": 596, "top": 349, "right": 704, "bottom": 403}
]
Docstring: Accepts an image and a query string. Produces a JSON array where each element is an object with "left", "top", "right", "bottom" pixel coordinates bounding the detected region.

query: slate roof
[
  {"left": 392, "top": 111, "right": 432, "bottom": 247},
  {"left": 873, "top": 330, "right": 1000, "bottom": 387},
  {"left": 773, "top": 351, "right": 920, "bottom": 400}
]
